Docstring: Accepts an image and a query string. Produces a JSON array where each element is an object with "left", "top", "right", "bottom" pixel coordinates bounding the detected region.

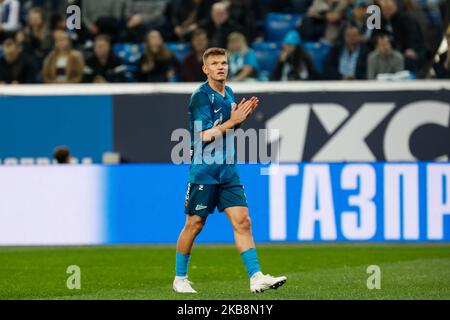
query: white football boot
[
  {"left": 173, "top": 276, "right": 197, "bottom": 293},
  {"left": 250, "top": 272, "right": 287, "bottom": 293}
]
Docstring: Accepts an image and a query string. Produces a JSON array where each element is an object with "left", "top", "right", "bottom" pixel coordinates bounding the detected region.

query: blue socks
[
  {"left": 175, "top": 252, "right": 191, "bottom": 277},
  {"left": 240, "top": 248, "right": 261, "bottom": 278},
  {"left": 176, "top": 249, "right": 260, "bottom": 278}
]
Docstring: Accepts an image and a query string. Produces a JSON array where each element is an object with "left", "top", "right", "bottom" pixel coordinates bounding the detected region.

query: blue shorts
[{"left": 184, "top": 178, "right": 248, "bottom": 217}]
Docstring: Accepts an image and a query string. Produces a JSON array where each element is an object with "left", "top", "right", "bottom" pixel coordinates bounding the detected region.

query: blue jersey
[{"left": 188, "top": 82, "right": 239, "bottom": 184}]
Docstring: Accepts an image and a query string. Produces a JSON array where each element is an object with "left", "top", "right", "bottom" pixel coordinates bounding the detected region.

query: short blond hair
[{"left": 203, "top": 47, "right": 227, "bottom": 64}]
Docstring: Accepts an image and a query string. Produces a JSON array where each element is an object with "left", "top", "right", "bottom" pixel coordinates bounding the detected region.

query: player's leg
[
  {"left": 174, "top": 183, "right": 216, "bottom": 293},
  {"left": 224, "top": 206, "right": 255, "bottom": 253},
  {"left": 224, "top": 206, "right": 287, "bottom": 293},
  {"left": 173, "top": 214, "right": 206, "bottom": 293},
  {"left": 176, "top": 213, "right": 207, "bottom": 255}
]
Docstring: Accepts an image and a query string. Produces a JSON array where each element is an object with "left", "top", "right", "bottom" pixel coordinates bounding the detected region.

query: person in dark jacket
[
  {"left": 0, "top": 37, "right": 37, "bottom": 84},
  {"left": 324, "top": 24, "right": 369, "bottom": 80},
  {"left": 170, "top": 0, "right": 216, "bottom": 42},
  {"left": 372, "top": 0, "right": 427, "bottom": 74},
  {"left": 181, "top": 29, "right": 208, "bottom": 82},
  {"left": 138, "top": 30, "right": 179, "bottom": 82},
  {"left": 84, "top": 34, "right": 127, "bottom": 83},
  {"left": 198, "top": 1, "right": 242, "bottom": 48},
  {"left": 273, "top": 30, "right": 318, "bottom": 81}
]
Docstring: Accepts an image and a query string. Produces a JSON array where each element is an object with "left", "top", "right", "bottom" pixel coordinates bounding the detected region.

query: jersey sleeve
[{"left": 191, "top": 92, "right": 213, "bottom": 132}]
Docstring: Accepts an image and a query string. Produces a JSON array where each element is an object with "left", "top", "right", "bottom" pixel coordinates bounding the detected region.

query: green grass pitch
[{"left": 1, "top": 244, "right": 449, "bottom": 300}]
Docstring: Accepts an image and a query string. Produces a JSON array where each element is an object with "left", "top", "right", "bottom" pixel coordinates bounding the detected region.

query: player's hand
[
  {"left": 249, "top": 96, "right": 259, "bottom": 114},
  {"left": 231, "top": 97, "right": 259, "bottom": 125}
]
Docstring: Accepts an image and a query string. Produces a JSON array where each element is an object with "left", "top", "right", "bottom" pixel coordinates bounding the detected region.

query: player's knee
[
  {"left": 186, "top": 219, "right": 205, "bottom": 236},
  {"left": 235, "top": 215, "right": 252, "bottom": 233}
]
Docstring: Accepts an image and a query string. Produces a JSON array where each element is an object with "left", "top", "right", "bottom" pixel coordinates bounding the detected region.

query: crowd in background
[{"left": 0, "top": 0, "right": 448, "bottom": 84}]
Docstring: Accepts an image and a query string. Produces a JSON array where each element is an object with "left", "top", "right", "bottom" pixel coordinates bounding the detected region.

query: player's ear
[{"left": 202, "top": 64, "right": 208, "bottom": 76}]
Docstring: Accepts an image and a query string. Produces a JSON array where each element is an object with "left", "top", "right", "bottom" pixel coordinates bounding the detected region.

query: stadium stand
[
  {"left": 166, "top": 42, "right": 192, "bottom": 63},
  {"left": 264, "top": 12, "right": 302, "bottom": 43},
  {"left": 0, "top": 0, "right": 447, "bottom": 82},
  {"left": 302, "top": 41, "right": 333, "bottom": 75},
  {"left": 252, "top": 41, "right": 282, "bottom": 80}
]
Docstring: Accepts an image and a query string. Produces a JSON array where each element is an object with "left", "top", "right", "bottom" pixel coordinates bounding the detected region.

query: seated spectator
[
  {"left": 181, "top": 28, "right": 208, "bottom": 82},
  {"left": 0, "top": 37, "right": 37, "bottom": 83},
  {"left": 324, "top": 24, "right": 370, "bottom": 80},
  {"left": 84, "top": 35, "right": 127, "bottom": 83},
  {"left": 170, "top": 0, "right": 215, "bottom": 42},
  {"left": 367, "top": 34, "right": 404, "bottom": 79},
  {"left": 42, "top": 30, "right": 85, "bottom": 83},
  {"left": 349, "top": 0, "right": 373, "bottom": 46},
  {"left": 227, "top": 32, "right": 259, "bottom": 82},
  {"left": 138, "top": 30, "right": 179, "bottom": 82},
  {"left": 17, "top": 7, "right": 52, "bottom": 70},
  {"left": 223, "top": 0, "right": 258, "bottom": 42},
  {"left": 373, "top": 0, "right": 427, "bottom": 75},
  {"left": 300, "top": 0, "right": 348, "bottom": 43},
  {"left": 198, "top": 1, "right": 242, "bottom": 48},
  {"left": 269, "top": 0, "right": 314, "bottom": 14},
  {"left": 82, "top": 0, "right": 126, "bottom": 42},
  {"left": 402, "top": 0, "right": 441, "bottom": 55},
  {"left": 434, "top": 25, "right": 450, "bottom": 79},
  {"left": 122, "top": 0, "right": 170, "bottom": 43},
  {"left": 0, "top": 0, "right": 21, "bottom": 42},
  {"left": 273, "top": 30, "right": 318, "bottom": 81}
]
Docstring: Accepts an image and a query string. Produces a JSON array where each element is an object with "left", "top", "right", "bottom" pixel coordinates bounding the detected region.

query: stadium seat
[
  {"left": 113, "top": 43, "right": 143, "bottom": 65},
  {"left": 112, "top": 43, "right": 143, "bottom": 82},
  {"left": 302, "top": 41, "right": 332, "bottom": 75},
  {"left": 265, "top": 13, "right": 302, "bottom": 43},
  {"left": 166, "top": 42, "right": 191, "bottom": 63},
  {"left": 252, "top": 42, "right": 281, "bottom": 81}
]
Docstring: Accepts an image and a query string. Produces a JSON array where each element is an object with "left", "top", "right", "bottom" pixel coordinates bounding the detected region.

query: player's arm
[{"left": 201, "top": 96, "right": 259, "bottom": 142}]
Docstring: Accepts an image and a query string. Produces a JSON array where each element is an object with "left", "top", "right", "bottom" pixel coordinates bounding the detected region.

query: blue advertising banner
[{"left": 104, "top": 162, "right": 450, "bottom": 244}]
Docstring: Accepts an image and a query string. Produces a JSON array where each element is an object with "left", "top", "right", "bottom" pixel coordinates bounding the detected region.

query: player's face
[{"left": 203, "top": 55, "right": 228, "bottom": 82}]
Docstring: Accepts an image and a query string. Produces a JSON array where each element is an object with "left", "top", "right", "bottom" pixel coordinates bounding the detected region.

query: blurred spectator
[
  {"left": 227, "top": 31, "right": 259, "bottom": 82},
  {"left": 82, "top": 0, "right": 126, "bottom": 41},
  {"left": 181, "top": 28, "right": 208, "bottom": 82},
  {"left": 269, "top": 0, "right": 314, "bottom": 14},
  {"left": 367, "top": 34, "right": 404, "bottom": 79},
  {"left": 433, "top": 25, "right": 450, "bottom": 79},
  {"left": 42, "top": 30, "right": 85, "bottom": 83},
  {"left": 300, "top": 0, "right": 347, "bottom": 43},
  {"left": 0, "top": 0, "right": 21, "bottom": 42},
  {"left": 223, "top": 0, "right": 258, "bottom": 42},
  {"left": 402, "top": 0, "right": 441, "bottom": 56},
  {"left": 122, "top": 0, "right": 170, "bottom": 43},
  {"left": 273, "top": 30, "right": 318, "bottom": 81},
  {"left": 53, "top": 145, "right": 71, "bottom": 164},
  {"left": 349, "top": 0, "right": 373, "bottom": 46},
  {"left": 138, "top": 30, "right": 179, "bottom": 82},
  {"left": 325, "top": 24, "right": 369, "bottom": 80},
  {"left": 373, "top": 0, "right": 427, "bottom": 75},
  {"left": 170, "top": 0, "right": 216, "bottom": 42},
  {"left": 49, "top": 12, "right": 65, "bottom": 33},
  {"left": 198, "top": 1, "right": 242, "bottom": 48},
  {"left": 0, "top": 36, "right": 37, "bottom": 83},
  {"left": 17, "top": 7, "right": 51, "bottom": 70},
  {"left": 84, "top": 35, "right": 127, "bottom": 83}
]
